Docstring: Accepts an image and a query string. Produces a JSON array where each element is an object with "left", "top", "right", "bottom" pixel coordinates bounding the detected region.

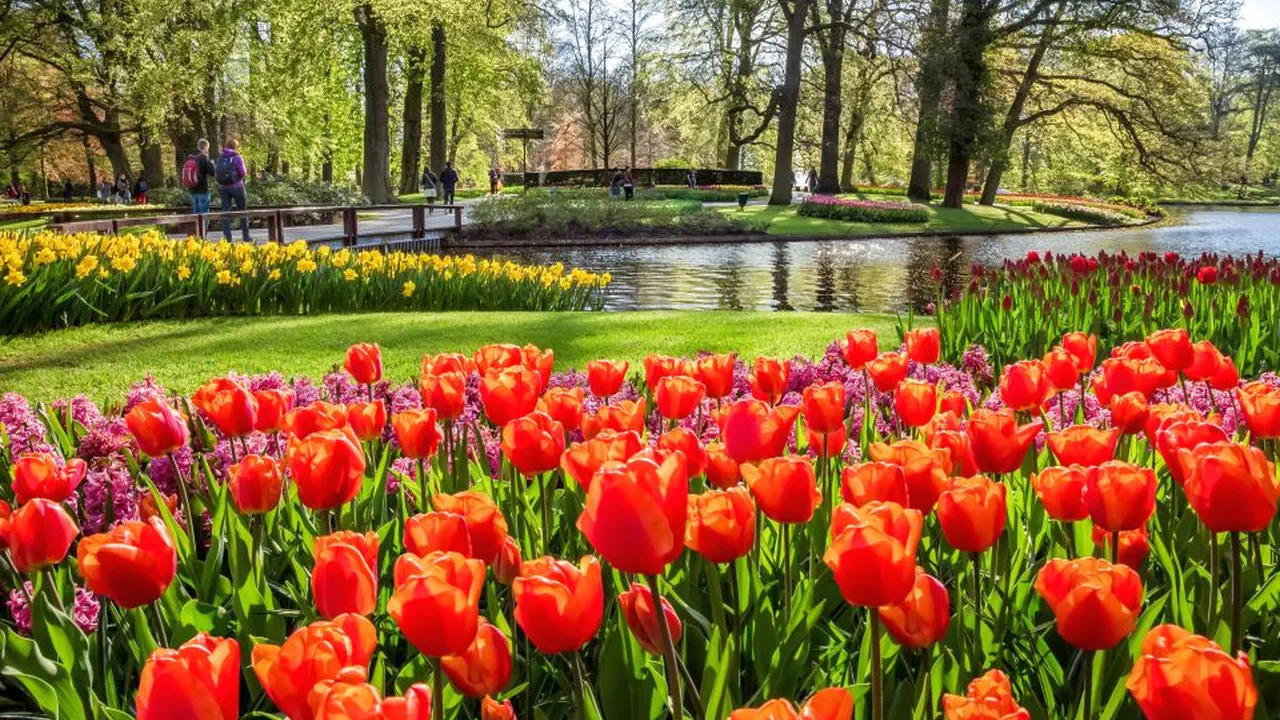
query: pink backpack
[{"left": 181, "top": 155, "right": 201, "bottom": 189}]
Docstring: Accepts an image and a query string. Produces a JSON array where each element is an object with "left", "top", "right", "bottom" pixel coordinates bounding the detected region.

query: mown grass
[{"left": 0, "top": 311, "right": 911, "bottom": 402}]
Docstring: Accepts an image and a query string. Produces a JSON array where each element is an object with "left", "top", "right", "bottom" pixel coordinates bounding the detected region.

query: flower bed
[
  {"left": 1031, "top": 201, "right": 1135, "bottom": 225},
  {"left": 0, "top": 231, "right": 610, "bottom": 332},
  {"left": 797, "top": 195, "right": 930, "bottom": 223},
  {"left": 0, "top": 326, "right": 1273, "bottom": 720}
]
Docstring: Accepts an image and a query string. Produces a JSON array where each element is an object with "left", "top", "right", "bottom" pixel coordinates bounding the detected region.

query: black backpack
[{"left": 215, "top": 154, "right": 239, "bottom": 186}]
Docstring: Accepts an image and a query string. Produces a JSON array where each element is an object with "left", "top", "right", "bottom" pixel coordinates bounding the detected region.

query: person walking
[
  {"left": 622, "top": 167, "right": 635, "bottom": 201},
  {"left": 182, "top": 139, "right": 218, "bottom": 214},
  {"left": 806, "top": 167, "right": 818, "bottom": 193},
  {"left": 132, "top": 176, "right": 149, "bottom": 205},
  {"left": 114, "top": 175, "right": 131, "bottom": 205},
  {"left": 610, "top": 169, "right": 623, "bottom": 198},
  {"left": 439, "top": 162, "right": 458, "bottom": 205},
  {"left": 488, "top": 166, "right": 501, "bottom": 195},
  {"left": 98, "top": 179, "right": 110, "bottom": 202},
  {"left": 216, "top": 138, "right": 250, "bottom": 242},
  {"left": 686, "top": 169, "right": 697, "bottom": 187},
  {"left": 421, "top": 166, "right": 439, "bottom": 214},
  {"left": 61, "top": 178, "right": 74, "bottom": 201}
]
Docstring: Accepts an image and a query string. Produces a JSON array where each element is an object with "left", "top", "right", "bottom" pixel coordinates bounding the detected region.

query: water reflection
[{"left": 463, "top": 207, "right": 1280, "bottom": 313}]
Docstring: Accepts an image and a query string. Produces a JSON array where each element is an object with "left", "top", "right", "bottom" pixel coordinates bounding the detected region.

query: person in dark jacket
[
  {"left": 188, "top": 139, "right": 218, "bottom": 214},
  {"left": 622, "top": 167, "right": 635, "bottom": 201},
  {"left": 216, "top": 138, "right": 250, "bottom": 241},
  {"left": 439, "top": 162, "right": 459, "bottom": 205},
  {"left": 61, "top": 179, "right": 74, "bottom": 201},
  {"left": 421, "top": 166, "right": 439, "bottom": 214},
  {"left": 133, "top": 177, "right": 149, "bottom": 205}
]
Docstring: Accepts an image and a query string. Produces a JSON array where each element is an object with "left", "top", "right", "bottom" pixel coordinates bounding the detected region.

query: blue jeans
[
  {"left": 190, "top": 192, "right": 210, "bottom": 214},
  {"left": 219, "top": 185, "right": 249, "bottom": 242}
]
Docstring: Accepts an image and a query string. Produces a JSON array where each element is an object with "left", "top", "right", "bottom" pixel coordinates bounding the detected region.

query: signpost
[{"left": 502, "top": 128, "right": 545, "bottom": 181}]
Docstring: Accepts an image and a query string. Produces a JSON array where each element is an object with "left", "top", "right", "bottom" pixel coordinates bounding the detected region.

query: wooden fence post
[
  {"left": 343, "top": 208, "right": 358, "bottom": 247},
  {"left": 412, "top": 206, "right": 425, "bottom": 239},
  {"left": 453, "top": 206, "right": 463, "bottom": 231}
]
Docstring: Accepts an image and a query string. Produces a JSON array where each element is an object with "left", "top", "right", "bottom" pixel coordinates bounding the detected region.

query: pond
[{"left": 472, "top": 206, "right": 1280, "bottom": 313}]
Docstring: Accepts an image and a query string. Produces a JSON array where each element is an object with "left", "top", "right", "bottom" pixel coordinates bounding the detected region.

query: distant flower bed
[
  {"left": 797, "top": 195, "right": 930, "bottom": 223},
  {"left": 640, "top": 186, "right": 769, "bottom": 202},
  {"left": 0, "top": 231, "right": 610, "bottom": 332},
  {"left": 846, "top": 186, "right": 1155, "bottom": 217},
  {"left": 0, "top": 202, "right": 157, "bottom": 216},
  {"left": 1031, "top": 201, "right": 1135, "bottom": 226}
]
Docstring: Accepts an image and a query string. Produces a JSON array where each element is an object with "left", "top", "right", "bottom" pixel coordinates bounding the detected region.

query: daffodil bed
[
  {"left": 0, "top": 325, "right": 1276, "bottom": 720},
  {"left": 0, "top": 231, "right": 610, "bottom": 332}
]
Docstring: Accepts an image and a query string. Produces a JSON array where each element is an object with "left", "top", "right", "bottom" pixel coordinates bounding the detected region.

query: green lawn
[
  {"left": 0, "top": 217, "right": 50, "bottom": 232},
  {"left": 1157, "top": 186, "right": 1280, "bottom": 205},
  {"left": 721, "top": 194, "right": 1088, "bottom": 237},
  {"left": 0, "top": 311, "right": 910, "bottom": 402}
]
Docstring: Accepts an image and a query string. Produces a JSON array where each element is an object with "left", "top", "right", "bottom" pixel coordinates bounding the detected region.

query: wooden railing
[{"left": 47, "top": 203, "right": 464, "bottom": 247}]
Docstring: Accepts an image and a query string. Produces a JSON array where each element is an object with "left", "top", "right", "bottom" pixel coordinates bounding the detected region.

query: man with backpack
[
  {"left": 182, "top": 139, "right": 218, "bottom": 214},
  {"left": 133, "top": 177, "right": 149, "bottom": 205},
  {"left": 215, "top": 138, "right": 250, "bottom": 242},
  {"left": 439, "top": 162, "right": 459, "bottom": 205}
]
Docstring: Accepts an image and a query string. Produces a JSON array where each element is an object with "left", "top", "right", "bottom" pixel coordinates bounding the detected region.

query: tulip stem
[
  {"left": 417, "top": 458, "right": 428, "bottom": 512},
  {"left": 645, "top": 574, "right": 683, "bottom": 719},
  {"left": 538, "top": 471, "right": 552, "bottom": 556},
  {"left": 869, "top": 609, "right": 884, "bottom": 720},
  {"left": 781, "top": 523, "right": 792, "bottom": 621},
  {"left": 149, "top": 602, "right": 169, "bottom": 647},
  {"left": 1081, "top": 651, "right": 1093, "bottom": 720},
  {"left": 1208, "top": 531, "right": 1219, "bottom": 631},
  {"left": 170, "top": 458, "right": 200, "bottom": 555},
  {"left": 431, "top": 657, "right": 445, "bottom": 720},
  {"left": 970, "top": 551, "right": 982, "bottom": 678},
  {"left": 919, "top": 647, "right": 933, "bottom": 719},
  {"left": 1110, "top": 531, "right": 1119, "bottom": 565},
  {"left": 1231, "top": 532, "right": 1243, "bottom": 654}
]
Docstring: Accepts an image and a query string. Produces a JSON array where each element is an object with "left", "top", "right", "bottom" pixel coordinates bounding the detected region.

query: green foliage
[
  {"left": 1031, "top": 201, "right": 1133, "bottom": 226},
  {"left": 464, "top": 194, "right": 761, "bottom": 237},
  {"left": 147, "top": 179, "right": 368, "bottom": 208},
  {"left": 796, "top": 197, "right": 930, "bottom": 223}
]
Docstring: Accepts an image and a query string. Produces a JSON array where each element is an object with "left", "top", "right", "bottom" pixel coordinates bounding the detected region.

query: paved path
[{"left": 201, "top": 204, "right": 477, "bottom": 246}]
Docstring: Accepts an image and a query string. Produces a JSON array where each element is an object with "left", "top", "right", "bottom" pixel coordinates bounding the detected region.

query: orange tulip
[
  {"left": 1156, "top": 419, "right": 1230, "bottom": 486},
  {"left": 1236, "top": 382, "right": 1280, "bottom": 438},
  {"left": 878, "top": 568, "right": 950, "bottom": 649},
  {"left": 139, "top": 493, "right": 179, "bottom": 525},
  {"left": 252, "top": 614, "right": 377, "bottom": 720},
  {"left": 192, "top": 377, "right": 258, "bottom": 437},
  {"left": 807, "top": 427, "right": 846, "bottom": 459},
  {"left": 228, "top": 454, "right": 283, "bottom": 514},
  {"left": 728, "top": 687, "right": 854, "bottom": 720},
  {"left": 432, "top": 491, "right": 509, "bottom": 563},
  {"left": 11, "top": 453, "right": 86, "bottom": 504},
  {"left": 894, "top": 379, "right": 937, "bottom": 428},
  {"left": 493, "top": 535, "right": 522, "bottom": 585},
  {"left": 537, "top": 387, "right": 585, "bottom": 431},
  {"left": 685, "top": 487, "right": 755, "bottom": 563},
  {"left": 1062, "top": 331, "right": 1097, "bottom": 373},
  {"left": 1113, "top": 340, "right": 1154, "bottom": 360},
  {"left": 743, "top": 455, "right": 821, "bottom": 524},
  {"left": 619, "top": 582, "right": 683, "bottom": 656},
  {"left": 419, "top": 371, "right": 468, "bottom": 421},
  {"left": 561, "top": 430, "right": 645, "bottom": 490},
  {"left": 659, "top": 427, "right": 706, "bottom": 477},
  {"left": 286, "top": 426, "right": 366, "bottom": 510},
  {"left": 802, "top": 382, "right": 846, "bottom": 435},
  {"left": 76, "top": 516, "right": 175, "bottom": 607},
  {"left": 136, "top": 633, "right": 239, "bottom": 720},
  {"left": 520, "top": 344, "right": 555, "bottom": 390},
  {"left": 966, "top": 409, "right": 1042, "bottom": 475},
  {"left": 749, "top": 356, "right": 791, "bottom": 403},
  {"left": 1109, "top": 392, "right": 1149, "bottom": 435},
  {"left": 640, "top": 354, "right": 687, "bottom": 390},
  {"left": 1031, "top": 465, "right": 1088, "bottom": 522},
  {"left": 826, "top": 501, "right": 923, "bottom": 606},
  {"left": 480, "top": 366, "right": 541, "bottom": 426},
  {"left": 578, "top": 453, "right": 688, "bottom": 574},
  {"left": 998, "top": 360, "right": 1050, "bottom": 411},
  {"left": 695, "top": 353, "right": 738, "bottom": 399},
  {"left": 842, "top": 329, "right": 879, "bottom": 370},
  {"left": 389, "top": 550, "right": 486, "bottom": 657},
  {"left": 512, "top": 555, "right": 604, "bottom": 653},
  {"left": 282, "top": 401, "right": 348, "bottom": 439},
  {"left": 927, "top": 423, "right": 977, "bottom": 478},
  {"left": 404, "top": 512, "right": 472, "bottom": 557},
  {"left": 501, "top": 411, "right": 565, "bottom": 476},
  {"left": 0, "top": 500, "right": 10, "bottom": 549},
  {"left": 1043, "top": 346, "right": 1078, "bottom": 391},
  {"left": 1211, "top": 356, "right": 1240, "bottom": 391},
  {"left": 1126, "top": 624, "right": 1257, "bottom": 720},
  {"left": 582, "top": 399, "right": 646, "bottom": 439},
  {"left": 344, "top": 343, "right": 383, "bottom": 385},
  {"left": 1143, "top": 403, "right": 1202, "bottom": 444},
  {"left": 423, "top": 352, "right": 471, "bottom": 376},
  {"left": 473, "top": 344, "right": 525, "bottom": 376},
  {"left": 939, "top": 390, "right": 967, "bottom": 418},
  {"left": 1084, "top": 461, "right": 1156, "bottom": 533},
  {"left": 1092, "top": 525, "right": 1150, "bottom": 568},
  {"left": 904, "top": 327, "right": 940, "bottom": 365},
  {"left": 1177, "top": 441, "right": 1279, "bottom": 533},
  {"left": 1146, "top": 328, "right": 1193, "bottom": 373},
  {"left": 393, "top": 407, "right": 442, "bottom": 459},
  {"left": 868, "top": 440, "right": 949, "bottom": 514},
  {"left": 309, "top": 669, "right": 432, "bottom": 720},
  {"left": 705, "top": 441, "right": 742, "bottom": 489},
  {"left": 8, "top": 498, "right": 78, "bottom": 573},
  {"left": 126, "top": 397, "right": 190, "bottom": 457},
  {"left": 1046, "top": 425, "right": 1119, "bottom": 467},
  {"left": 866, "top": 352, "right": 908, "bottom": 392},
  {"left": 253, "top": 389, "right": 295, "bottom": 433},
  {"left": 482, "top": 696, "right": 518, "bottom": 720},
  {"left": 938, "top": 475, "right": 1006, "bottom": 553},
  {"left": 313, "top": 531, "right": 378, "bottom": 619},
  {"left": 655, "top": 375, "right": 707, "bottom": 419},
  {"left": 587, "top": 359, "right": 629, "bottom": 398},
  {"left": 720, "top": 399, "right": 800, "bottom": 463},
  {"left": 1035, "top": 557, "right": 1142, "bottom": 650},
  {"left": 942, "top": 670, "right": 1029, "bottom": 720},
  {"left": 840, "top": 462, "right": 908, "bottom": 507},
  {"left": 346, "top": 400, "right": 386, "bottom": 442},
  {"left": 441, "top": 619, "right": 512, "bottom": 698},
  {"left": 1186, "top": 340, "right": 1225, "bottom": 382}
]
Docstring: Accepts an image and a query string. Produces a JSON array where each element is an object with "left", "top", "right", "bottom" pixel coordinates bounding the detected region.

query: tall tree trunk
[
  {"left": 1018, "top": 135, "right": 1031, "bottom": 191},
  {"left": 724, "top": 3, "right": 758, "bottom": 170},
  {"left": 429, "top": 23, "right": 448, "bottom": 174},
  {"left": 979, "top": 0, "right": 1061, "bottom": 205},
  {"left": 769, "top": 0, "right": 812, "bottom": 206},
  {"left": 840, "top": 106, "right": 864, "bottom": 189},
  {"left": 357, "top": 4, "right": 394, "bottom": 203},
  {"left": 399, "top": 45, "right": 426, "bottom": 193},
  {"left": 83, "top": 134, "right": 97, "bottom": 192},
  {"left": 942, "top": 0, "right": 990, "bottom": 208},
  {"left": 815, "top": 0, "right": 847, "bottom": 194},
  {"left": 906, "top": 0, "right": 951, "bottom": 202},
  {"left": 629, "top": 0, "right": 639, "bottom": 168}
]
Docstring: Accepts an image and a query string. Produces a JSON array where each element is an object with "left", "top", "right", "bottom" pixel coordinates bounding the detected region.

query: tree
[
  {"left": 1244, "top": 31, "right": 1280, "bottom": 177},
  {"left": 768, "top": 0, "right": 812, "bottom": 204}
]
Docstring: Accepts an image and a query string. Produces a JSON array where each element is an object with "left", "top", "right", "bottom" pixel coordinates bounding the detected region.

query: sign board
[{"left": 503, "top": 128, "right": 545, "bottom": 140}]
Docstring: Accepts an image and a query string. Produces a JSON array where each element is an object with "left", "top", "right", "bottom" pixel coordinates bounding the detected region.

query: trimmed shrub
[
  {"left": 796, "top": 195, "right": 930, "bottom": 223},
  {"left": 1031, "top": 201, "right": 1134, "bottom": 226}
]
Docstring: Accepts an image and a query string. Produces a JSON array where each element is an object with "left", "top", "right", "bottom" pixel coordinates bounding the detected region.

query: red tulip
[
  {"left": 480, "top": 366, "right": 541, "bottom": 426},
  {"left": 866, "top": 352, "right": 908, "bottom": 392},
  {"left": 1035, "top": 557, "right": 1143, "bottom": 650},
  {"left": 252, "top": 614, "right": 377, "bottom": 720},
  {"left": 309, "top": 669, "right": 431, "bottom": 720},
  {"left": 390, "top": 550, "right": 486, "bottom": 657},
  {"left": 659, "top": 427, "right": 706, "bottom": 478},
  {"left": 228, "top": 454, "right": 283, "bottom": 514},
  {"left": 282, "top": 401, "right": 348, "bottom": 439},
  {"left": 344, "top": 343, "right": 383, "bottom": 385},
  {"left": 1046, "top": 425, "right": 1119, "bottom": 467},
  {"left": 11, "top": 453, "right": 86, "bottom": 504},
  {"left": 1084, "top": 461, "right": 1156, "bottom": 533},
  {"left": 432, "top": 491, "right": 509, "bottom": 563},
  {"left": 904, "top": 327, "right": 940, "bottom": 365},
  {"left": 1061, "top": 331, "right": 1097, "bottom": 373},
  {"left": 878, "top": 568, "right": 950, "bottom": 649},
  {"left": 1043, "top": 346, "right": 1078, "bottom": 391},
  {"left": 801, "top": 381, "right": 846, "bottom": 435},
  {"left": 77, "top": 516, "right": 176, "bottom": 607},
  {"left": 695, "top": 353, "right": 737, "bottom": 399},
  {"left": 192, "top": 377, "right": 258, "bottom": 437},
  {"left": 1178, "top": 441, "right": 1279, "bottom": 533},
  {"left": 520, "top": 344, "right": 555, "bottom": 390},
  {"left": 420, "top": 372, "right": 468, "bottom": 421},
  {"left": 966, "top": 409, "right": 1042, "bottom": 475},
  {"left": 345, "top": 400, "right": 386, "bottom": 442},
  {"left": 1109, "top": 392, "right": 1149, "bottom": 435},
  {"left": 1157, "top": 419, "right": 1231, "bottom": 486},
  {"left": 807, "top": 427, "right": 846, "bottom": 459},
  {"left": 1032, "top": 465, "right": 1088, "bottom": 522},
  {"left": 728, "top": 687, "right": 854, "bottom": 720},
  {"left": 840, "top": 462, "right": 908, "bottom": 508},
  {"left": 705, "top": 442, "right": 742, "bottom": 489},
  {"left": 1236, "top": 382, "right": 1280, "bottom": 438},
  {"left": 482, "top": 696, "right": 518, "bottom": 720},
  {"left": 1126, "top": 624, "right": 1257, "bottom": 720},
  {"left": 0, "top": 500, "right": 14, "bottom": 549},
  {"left": 749, "top": 356, "right": 791, "bottom": 403},
  {"left": 685, "top": 487, "right": 755, "bottom": 563},
  {"left": 894, "top": 379, "right": 937, "bottom": 428},
  {"left": 404, "top": 512, "right": 472, "bottom": 557},
  {"left": 493, "top": 536, "right": 522, "bottom": 585},
  {"left": 998, "top": 360, "right": 1050, "bottom": 411},
  {"left": 136, "top": 633, "right": 239, "bottom": 720},
  {"left": 938, "top": 475, "right": 1006, "bottom": 553},
  {"left": 867, "top": 440, "right": 949, "bottom": 514},
  {"left": 826, "top": 501, "right": 922, "bottom": 606},
  {"left": 501, "top": 411, "right": 565, "bottom": 476},
  {"left": 393, "top": 407, "right": 442, "bottom": 459},
  {"left": 939, "top": 390, "right": 967, "bottom": 418},
  {"left": 942, "top": 670, "right": 1029, "bottom": 720},
  {"left": 253, "top": 389, "right": 295, "bottom": 433},
  {"left": 1092, "top": 525, "right": 1150, "bottom": 568},
  {"left": 587, "top": 359, "right": 629, "bottom": 398},
  {"left": 1146, "top": 328, "right": 1194, "bottom": 373},
  {"left": 1185, "top": 341, "right": 1226, "bottom": 382},
  {"left": 313, "top": 531, "right": 378, "bottom": 619},
  {"left": 643, "top": 354, "right": 693, "bottom": 389},
  {"left": 512, "top": 555, "right": 604, "bottom": 653},
  {"left": 742, "top": 455, "right": 821, "bottom": 524},
  {"left": 1211, "top": 356, "right": 1240, "bottom": 391},
  {"left": 655, "top": 375, "right": 706, "bottom": 419},
  {"left": 441, "top": 619, "right": 512, "bottom": 698},
  {"left": 537, "top": 387, "right": 585, "bottom": 431},
  {"left": 927, "top": 425, "right": 977, "bottom": 478},
  {"left": 126, "top": 397, "right": 190, "bottom": 457},
  {"left": 842, "top": 329, "right": 879, "bottom": 370},
  {"left": 561, "top": 430, "right": 645, "bottom": 490},
  {"left": 578, "top": 453, "right": 688, "bottom": 574},
  {"left": 285, "top": 426, "right": 366, "bottom": 510},
  {"left": 619, "top": 582, "right": 683, "bottom": 656},
  {"left": 473, "top": 344, "right": 525, "bottom": 376},
  {"left": 719, "top": 399, "right": 800, "bottom": 463},
  {"left": 582, "top": 399, "right": 646, "bottom": 439},
  {"left": 423, "top": 352, "right": 471, "bottom": 376},
  {"left": 8, "top": 498, "right": 78, "bottom": 573},
  {"left": 1144, "top": 403, "right": 1202, "bottom": 445}
]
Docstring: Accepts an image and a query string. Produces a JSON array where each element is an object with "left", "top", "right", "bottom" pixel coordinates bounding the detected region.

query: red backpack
[{"left": 181, "top": 155, "right": 201, "bottom": 189}]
